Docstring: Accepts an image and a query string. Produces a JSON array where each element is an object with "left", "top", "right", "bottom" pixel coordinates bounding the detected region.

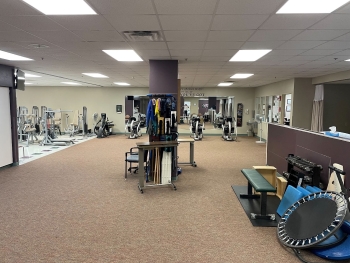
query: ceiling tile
[
  {"left": 288, "top": 55, "right": 324, "bottom": 61},
  {"left": 292, "top": 30, "right": 349, "bottom": 41},
  {"left": 240, "top": 41, "right": 285, "bottom": 49},
  {"left": 53, "top": 41, "right": 131, "bottom": 50},
  {"left": 89, "top": 0, "right": 155, "bottom": 14},
  {"left": 50, "top": 16, "right": 114, "bottom": 31},
  {"left": 201, "top": 56, "right": 231, "bottom": 62},
  {"left": 268, "top": 49, "right": 305, "bottom": 56},
  {"left": 0, "top": 42, "right": 27, "bottom": 51},
  {"left": 204, "top": 42, "right": 243, "bottom": 50},
  {"left": 311, "top": 14, "right": 350, "bottom": 30},
  {"left": 71, "top": 30, "right": 124, "bottom": 42},
  {"left": 315, "top": 41, "right": 350, "bottom": 50},
  {"left": 212, "top": 15, "right": 268, "bottom": 30},
  {"left": 261, "top": 14, "right": 326, "bottom": 30},
  {"left": 28, "top": 30, "right": 83, "bottom": 42},
  {"left": 216, "top": 0, "right": 286, "bottom": 14},
  {"left": 1, "top": 16, "right": 64, "bottom": 31},
  {"left": 277, "top": 41, "right": 325, "bottom": 50},
  {"left": 202, "top": 49, "right": 238, "bottom": 57},
  {"left": 0, "top": 31, "right": 44, "bottom": 42},
  {"left": 334, "top": 31, "right": 350, "bottom": 41},
  {"left": 137, "top": 49, "right": 170, "bottom": 57},
  {"left": 154, "top": 0, "right": 217, "bottom": 14},
  {"left": 249, "top": 30, "right": 302, "bottom": 41},
  {"left": 130, "top": 42, "right": 168, "bottom": 50},
  {"left": 170, "top": 50, "right": 202, "bottom": 57},
  {"left": 300, "top": 49, "right": 342, "bottom": 56},
  {"left": 163, "top": 31, "right": 208, "bottom": 41},
  {"left": 159, "top": 15, "right": 212, "bottom": 30},
  {"left": 104, "top": 15, "right": 160, "bottom": 31},
  {"left": 168, "top": 42, "right": 205, "bottom": 50},
  {"left": 207, "top": 30, "right": 255, "bottom": 41}
]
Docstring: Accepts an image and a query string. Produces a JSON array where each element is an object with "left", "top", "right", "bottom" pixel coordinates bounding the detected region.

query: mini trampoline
[{"left": 277, "top": 191, "right": 348, "bottom": 249}]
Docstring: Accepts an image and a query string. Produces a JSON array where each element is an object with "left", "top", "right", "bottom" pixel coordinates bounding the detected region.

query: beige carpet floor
[{"left": 0, "top": 135, "right": 335, "bottom": 262}]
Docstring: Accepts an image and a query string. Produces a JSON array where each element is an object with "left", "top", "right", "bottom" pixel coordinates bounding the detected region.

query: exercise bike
[
  {"left": 222, "top": 116, "right": 238, "bottom": 141},
  {"left": 125, "top": 116, "right": 142, "bottom": 139},
  {"left": 190, "top": 116, "right": 203, "bottom": 141},
  {"left": 94, "top": 113, "right": 113, "bottom": 138}
]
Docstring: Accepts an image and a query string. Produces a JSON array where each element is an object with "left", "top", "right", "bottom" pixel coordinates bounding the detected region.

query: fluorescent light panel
[
  {"left": 230, "top": 74, "right": 254, "bottom": 79},
  {"left": 22, "top": 0, "right": 97, "bottom": 15},
  {"left": 103, "top": 50, "right": 143, "bottom": 61},
  {"left": 25, "top": 73, "right": 41, "bottom": 77},
  {"left": 82, "top": 73, "right": 109, "bottom": 78},
  {"left": 0, "top": 50, "right": 33, "bottom": 61},
  {"left": 230, "top": 50, "right": 271, "bottom": 62},
  {"left": 114, "top": 82, "right": 130, "bottom": 86},
  {"left": 218, "top": 83, "right": 233, "bottom": 87},
  {"left": 277, "top": 0, "right": 350, "bottom": 13},
  {"left": 345, "top": 59, "right": 350, "bottom": 61},
  {"left": 61, "top": 82, "right": 81, "bottom": 85}
]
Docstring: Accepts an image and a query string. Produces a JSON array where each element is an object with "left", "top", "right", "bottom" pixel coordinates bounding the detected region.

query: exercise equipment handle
[{"left": 329, "top": 165, "right": 346, "bottom": 175}]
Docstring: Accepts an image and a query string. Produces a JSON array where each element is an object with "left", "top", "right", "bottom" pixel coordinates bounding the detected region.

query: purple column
[{"left": 149, "top": 60, "right": 178, "bottom": 95}]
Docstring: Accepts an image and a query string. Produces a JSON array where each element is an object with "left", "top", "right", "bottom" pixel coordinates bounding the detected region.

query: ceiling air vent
[{"left": 123, "top": 31, "right": 163, "bottom": 42}]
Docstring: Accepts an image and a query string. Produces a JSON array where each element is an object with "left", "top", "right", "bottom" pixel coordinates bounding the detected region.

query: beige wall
[
  {"left": 312, "top": 70, "right": 350, "bottom": 85},
  {"left": 254, "top": 79, "right": 295, "bottom": 98},
  {"left": 292, "top": 78, "right": 314, "bottom": 130},
  {"left": 17, "top": 86, "right": 148, "bottom": 133}
]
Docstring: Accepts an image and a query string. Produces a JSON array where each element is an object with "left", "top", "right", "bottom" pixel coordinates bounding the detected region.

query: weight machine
[
  {"left": 125, "top": 115, "right": 142, "bottom": 139},
  {"left": 190, "top": 115, "right": 204, "bottom": 141}
]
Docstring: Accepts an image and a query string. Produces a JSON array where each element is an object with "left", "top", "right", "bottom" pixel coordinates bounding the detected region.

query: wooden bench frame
[{"left": 240, "top": 169, "right": 276, "bottom": 221}]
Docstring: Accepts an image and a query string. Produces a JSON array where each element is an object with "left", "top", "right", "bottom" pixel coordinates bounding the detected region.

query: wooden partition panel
[{"left": 267, "top": 124, "right": 350, "bottom": 191}]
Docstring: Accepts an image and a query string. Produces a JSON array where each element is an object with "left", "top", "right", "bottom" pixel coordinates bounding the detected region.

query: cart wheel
[
  {"left": 193, "top": 164, "right": 197, "bottom": 167},
  {"left": 174, "top": 187, "right": 177, "bottom": 190}
]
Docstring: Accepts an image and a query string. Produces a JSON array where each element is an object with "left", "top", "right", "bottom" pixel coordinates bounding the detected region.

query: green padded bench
[{"left": 240, "top": 169, "right": 277, "bottom": 221}]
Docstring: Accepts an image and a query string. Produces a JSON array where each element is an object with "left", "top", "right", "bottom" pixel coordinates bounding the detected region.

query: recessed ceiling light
[
  {"left": 218, "top": 83, "right": 233, "bottom": 87},
  {"left": 345, "top": 59, "right": 350, "bottom": 61},
  {"left": 114, "top": 82, "right": 130, "bottom": 86},
  {"left": 25, "top": 73, "right": 41, "bottom": 78},
  {"left": 82, "top": 73, "right": 109, "bottom": 78},
  {"left": 277, "top": 0, "right": 350, "bottom": 13},
  {"left": 25, "top": 82, "right": 33, "bottom": 85},
  {"left": 230, "top": 50, "right": 271, "bottom": 62},
  {"left": 61, "top": 82, "right": 81, "bottom": 85},
  {"left": 22, "top": 0, "right": 97, "bottom": 15},
  {"left": 103, "top": 50, "right": 143, "bottom": 61},
  {"left": 0, "top": 50, "right": 33, "bottom": 61},
  {"left": 230, "top": 74, "right": 254, "bottom": 79}
]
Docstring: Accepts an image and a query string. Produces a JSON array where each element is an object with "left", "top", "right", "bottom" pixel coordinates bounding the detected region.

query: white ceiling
[{"left": 1, "top": 0, "right": 350, "bottom": 87}]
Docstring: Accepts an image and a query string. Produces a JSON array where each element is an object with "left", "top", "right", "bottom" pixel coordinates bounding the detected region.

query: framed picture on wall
[
  {"left": 116, "top": 105, "right": 122, "bottom": 113},
  {"left": 287, "top": 99, "right": 291, "bottom": 104},
  {"left": 286, "top": 105, "right": 291, "bottom": 112}
]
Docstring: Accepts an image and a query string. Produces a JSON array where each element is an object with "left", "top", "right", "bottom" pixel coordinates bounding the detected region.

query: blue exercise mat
[
  {"left": 277, "top": 185, "right": 304, "bottom": 217},
  {"left": 312, "top": 235, "right": 350, "bottom": 260}
]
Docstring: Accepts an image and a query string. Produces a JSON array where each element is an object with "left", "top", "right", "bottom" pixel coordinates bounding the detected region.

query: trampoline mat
[{"left": 285, "top": 198, "right": 337, "bottom": 240}]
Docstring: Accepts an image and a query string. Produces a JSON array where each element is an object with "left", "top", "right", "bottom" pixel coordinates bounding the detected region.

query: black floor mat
[{"left": 232, "top": 185, "right": 281, "bottom": 227}]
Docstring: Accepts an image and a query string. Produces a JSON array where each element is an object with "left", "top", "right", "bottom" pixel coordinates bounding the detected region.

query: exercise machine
[
  {"left": 40, "top": 109, "right": 74, "bottom": 146},
  {"left": 190, "top": 115, "right": 203, "bottom": 141},
  {"left": 222, "top": 116, "right": 237, "bottom": 141},
  {"left": 213, "top": 113, "right": 224, "bottom": 129},
  {"left": 125, "top": 115, "right": 142, "bottom": 139},
  {"left": 95, "top": 113, "right": 114, "bottom": 138}
]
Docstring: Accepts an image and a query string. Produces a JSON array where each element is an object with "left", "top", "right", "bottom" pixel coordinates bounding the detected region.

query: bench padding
[{"left": 241, "top": 169, "right": 276, "bottom": 193}]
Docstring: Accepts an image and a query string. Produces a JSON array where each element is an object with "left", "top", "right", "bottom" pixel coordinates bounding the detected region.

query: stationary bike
[
  {"left": 190, "top": 116, "right": 203, "bottom": 141},
  {"left": 125, "top": 116, "right": 142, "bottom": 139},
  {"left": 222, "top": 116, "right": 237, "bottom": 141}
]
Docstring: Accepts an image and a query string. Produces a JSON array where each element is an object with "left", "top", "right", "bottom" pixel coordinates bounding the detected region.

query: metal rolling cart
[
  {"left": 177, "top": 138, "right": 197, "bottom": 167},
  {"left": 136, "top": 141, "right": 179, "bottom": 193}
]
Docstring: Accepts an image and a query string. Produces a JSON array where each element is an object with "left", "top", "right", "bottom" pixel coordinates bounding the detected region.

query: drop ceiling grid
[{"left": 1, "top": 1, "right": 350, "bottom": 87}]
